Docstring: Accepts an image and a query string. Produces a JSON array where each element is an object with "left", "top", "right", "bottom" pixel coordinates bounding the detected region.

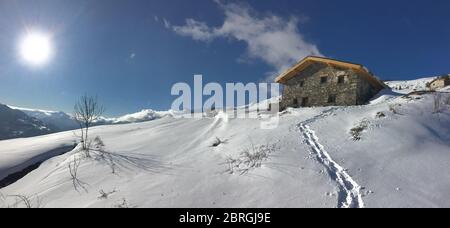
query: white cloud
[
  {"left": 173, "top": 19, "right": 215, "bottom": 42},
  {"left": 163, "top": 18, "right": 172, "bottom": 29},
  {"left": 171, "top": 1, "right": 322, "bottom": 80},
  {"left": 154, "top": 16, "right": 173, "bottom": 29}
]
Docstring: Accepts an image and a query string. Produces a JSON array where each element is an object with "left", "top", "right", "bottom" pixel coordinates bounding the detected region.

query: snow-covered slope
[
  {"left": 1, "top": 111, "right": 338, "bottom": 208},
  {"left": 1, "top": 79, "right": 450, "bottom": 208},
  {"left": 384, "top": 76, "right": 436, "bottom": 93}
]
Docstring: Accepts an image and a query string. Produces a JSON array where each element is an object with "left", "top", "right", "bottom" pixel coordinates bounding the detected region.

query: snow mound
[{"left": 369, "top": 89, "right": 402, "bottom": 105}]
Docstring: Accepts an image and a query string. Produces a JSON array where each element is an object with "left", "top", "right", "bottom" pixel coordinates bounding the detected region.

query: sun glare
[{"left": 19, "top": 31, "right": 53, "bottom": 66}]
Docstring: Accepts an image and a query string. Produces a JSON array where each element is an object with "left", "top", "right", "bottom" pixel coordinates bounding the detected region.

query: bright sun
[{"left": 19, "top": 31, "right": 53, "bottom": 66}]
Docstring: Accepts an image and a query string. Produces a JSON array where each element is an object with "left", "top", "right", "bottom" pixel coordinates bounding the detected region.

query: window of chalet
[
  {"left": 338, "top": 76, "right": 345, "bottom": 84},
  {"left": 320, "top": 76, "right": 328, "bottom": 84},
  {"left": 301, "top": 97, "right": 309, "bottom": 107},
  {"left": 299, "top": 80, "right": 305, "bottom": 87},
  {"left": 293, "top": 98, "right": 299, "bottom": 106},
  {"left": 328, "top": 94, "right": 337, "bottom": 103}
]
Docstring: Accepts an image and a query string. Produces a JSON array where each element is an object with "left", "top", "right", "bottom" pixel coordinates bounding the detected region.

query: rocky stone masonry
[
  {"left": 429, "top": 75, "right": 450, "bottom": 90},
  {"left": 280, "top": 62, "right": 381, "bottom": 110}
]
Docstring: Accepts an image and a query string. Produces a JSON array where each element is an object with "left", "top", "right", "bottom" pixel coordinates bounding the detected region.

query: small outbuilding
[{"left": 428, "top": 75, "right": 450, "bottom": 90}]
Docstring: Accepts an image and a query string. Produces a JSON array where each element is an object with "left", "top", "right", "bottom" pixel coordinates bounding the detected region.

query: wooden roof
[{"left": 275, "top": 56, "right": 386, "bottom": 89}]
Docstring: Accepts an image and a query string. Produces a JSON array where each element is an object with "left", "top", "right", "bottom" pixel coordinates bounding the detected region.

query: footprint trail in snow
[{"left": 297, "top": 109, "right": 365, "bottom": 208}]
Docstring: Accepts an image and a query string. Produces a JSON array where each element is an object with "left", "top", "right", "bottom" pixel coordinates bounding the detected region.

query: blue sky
[{"left": 0, "top": 0, "right": 449, "bottom": 116}]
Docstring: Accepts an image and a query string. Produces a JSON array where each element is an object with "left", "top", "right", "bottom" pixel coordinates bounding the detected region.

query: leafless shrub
[
  {"left": 375, "top": 112, "right": 386, "bottom": 119},
  {"left": 3, "top": 194, "right": 43, "bottom": 208},
  {"left": 98, "top": 189, "right": 117, "bottom": 200},
  {"left": 389, "top": 104, "right": 402, "bottom": 115},
  {"left": 93, "top": 136, "right": 105, "bottom": 150},
  {"left": 83, "top": 136, "right": 115, "bottom": 174},
  {"left": 350, "top": 119, "right": 371, "bottom": 141},
  {"left": 225, "top": 143, "right": 276, "bottom": 175},
  {"left": 69, "top": 156, "right": 88, "bottom": 193},
  {"left": 211, "top": 137, "right": 227, "bottom": 147},
  {"left": 11, "top": 195, "right": 33, "bottom": 208},
  {"left": 74, "top": 95, "right": 105, "bottom": 156},
  {"left": 114, "top": 198, "right": 133, "bottom": 208}
]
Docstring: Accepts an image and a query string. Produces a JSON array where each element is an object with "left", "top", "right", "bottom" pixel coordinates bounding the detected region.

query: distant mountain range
[
  {"left": 95, "top": 109, "right": 173, "bottom": 125},
  {"left": 1, "top": 104, "right": 172, "bottom": 141},
  {"left": 9, "top": 106, "right": 80, "bottom": 132},
  {"left": 0, "top": 104, "right": 56, "bottom": 140}
]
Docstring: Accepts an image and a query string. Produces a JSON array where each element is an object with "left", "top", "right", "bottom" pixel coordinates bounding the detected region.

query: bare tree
[
  {"left": 69, "top": 156, "right": 88, "bottom": 193},
  {"left": 74, "top": 95, "right": 105, "bottom": 155}
]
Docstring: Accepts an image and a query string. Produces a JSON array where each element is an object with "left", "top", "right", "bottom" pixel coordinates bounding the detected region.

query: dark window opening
[
  {"left": 338, "top": 76, "right": 345, "bottom": 84},
  {"left": 299, "top": 81, "right": 305, "bottom": 87},
  {"left": 328, "top": 94, "right": 337, "bottom": 103},
  {"left": 320, "top": 76, "right": 328, "bottom": 84},
  {"left": 301, "top": 97, "right": 309, "bottom": 107},
  {"left": 293, "top": 98, "right": 298, "bottom": 106}
]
